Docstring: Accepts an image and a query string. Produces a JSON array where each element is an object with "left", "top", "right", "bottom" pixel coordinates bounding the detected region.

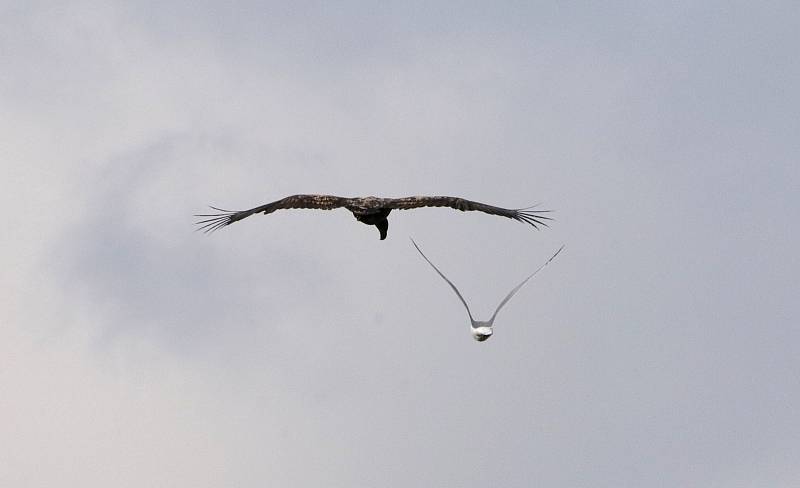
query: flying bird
[
  {"left": 411, "top": 238, "right": 564, "bottom": 341},
  {"left": 195, "top": 194, "right": 551, "bottom": 240}
]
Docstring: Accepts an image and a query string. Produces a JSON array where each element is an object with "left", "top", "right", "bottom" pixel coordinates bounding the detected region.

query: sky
[{"left": 2, "top": 1, "right": 799, "bottom": 486}]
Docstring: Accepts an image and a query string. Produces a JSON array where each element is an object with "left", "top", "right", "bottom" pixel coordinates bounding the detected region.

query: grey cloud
[{"left": 3, "top": 1, "right": 799, "bottom": 487}]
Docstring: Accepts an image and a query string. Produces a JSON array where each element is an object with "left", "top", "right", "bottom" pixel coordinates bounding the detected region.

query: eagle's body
[{"left": 196, "top": 194, "right": 551, "bottom": 239}]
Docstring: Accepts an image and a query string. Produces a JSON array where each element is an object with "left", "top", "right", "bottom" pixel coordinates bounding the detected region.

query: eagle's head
[{"left": 471, "top": 326, "right": 494, "bottom": 342}]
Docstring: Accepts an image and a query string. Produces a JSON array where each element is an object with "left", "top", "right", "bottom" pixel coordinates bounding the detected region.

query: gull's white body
[
  {"left": 411, "top": 239, "right": 564, "bottom": 341},
  {"left": 471, "top": 326, "right": 494, "bottom": 342}
]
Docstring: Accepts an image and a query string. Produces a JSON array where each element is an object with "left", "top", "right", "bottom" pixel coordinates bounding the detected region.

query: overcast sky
[{"left": 2, "top": 1, "right": 799, "bottom": 486}]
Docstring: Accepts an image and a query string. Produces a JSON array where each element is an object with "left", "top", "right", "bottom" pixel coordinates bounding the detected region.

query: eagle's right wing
[
  {"left": 195, "top": 194, "right": 350, "bottom": 233},
  {"left": 385, "top": 196, "right": 552, "bottom": 229}
]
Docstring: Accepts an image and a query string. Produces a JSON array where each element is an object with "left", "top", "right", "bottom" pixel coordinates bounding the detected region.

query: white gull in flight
[{"left": 411, "top": 238, "right": 564, "bottom": 341}]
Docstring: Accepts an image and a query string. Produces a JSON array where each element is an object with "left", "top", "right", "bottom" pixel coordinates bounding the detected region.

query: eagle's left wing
[
  {"left": 195, "top": 194, "right": 350, "bottom": 233},
  {"left": 384, "top": 196, "right": 552, "bottom": 229}
]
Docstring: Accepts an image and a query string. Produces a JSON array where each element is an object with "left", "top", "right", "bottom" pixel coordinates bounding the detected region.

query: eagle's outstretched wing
[
  {"left": 195, "top": 194, "right": 349, "bottom": 233},
  {"left": 384, "top": 196, "right": 552, "bottom": 229}
]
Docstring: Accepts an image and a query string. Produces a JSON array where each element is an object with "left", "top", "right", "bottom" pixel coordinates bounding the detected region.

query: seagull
[
  {"left": 411, "top": 238, "right": 564, "bottom": 341},
  {"left": 196, "top": 194, "right": 551, "bottom": 240}
]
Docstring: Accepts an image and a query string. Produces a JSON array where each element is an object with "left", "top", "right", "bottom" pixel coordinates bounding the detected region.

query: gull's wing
[
  {"left": 488, "top": 245, "right": 564, "bottom": 325},
  {"left": 195, "top": 194, "right": 350, "bottom": 233},
  {"left": 411, "top": 238, "right": 475, "bottom": 323},
  {"left": 385, "top": 196, "right": 552, "bottom": 229}
]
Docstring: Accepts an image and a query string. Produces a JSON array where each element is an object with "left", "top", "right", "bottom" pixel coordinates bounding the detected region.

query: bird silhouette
[{"left": 196, "top": 194, "right": 551, "bottom": 240}]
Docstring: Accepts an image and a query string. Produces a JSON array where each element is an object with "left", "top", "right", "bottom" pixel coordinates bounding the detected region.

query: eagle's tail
[{"left": 376, "top": 219, "right": 388, "bottom": 240}]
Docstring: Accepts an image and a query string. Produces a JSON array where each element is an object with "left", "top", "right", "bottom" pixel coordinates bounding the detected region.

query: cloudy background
[{"left": 2, "top": 1, "right": 798, "bottom": 486}]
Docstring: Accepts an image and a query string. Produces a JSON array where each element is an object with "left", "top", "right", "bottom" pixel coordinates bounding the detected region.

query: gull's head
[{"left": 471, "top": 326, "right": 494, "bottom": 342}]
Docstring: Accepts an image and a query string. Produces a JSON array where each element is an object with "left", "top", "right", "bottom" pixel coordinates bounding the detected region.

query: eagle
[
  {"left": 196, "top": 194, "right": 551, "bottom": 239},
  {"left": 411, "top": 238, "right": 564, "bottom": 341}
]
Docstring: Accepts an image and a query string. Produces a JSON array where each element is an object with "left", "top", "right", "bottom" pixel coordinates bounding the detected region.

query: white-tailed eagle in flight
[{"left": 196, "top": 194, "right": 551, "bottom": 240}]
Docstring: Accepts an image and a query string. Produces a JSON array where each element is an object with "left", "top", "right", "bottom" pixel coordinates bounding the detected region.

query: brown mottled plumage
[{"left": 195, "top": 194, "right": 551, "bottom": 240}]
